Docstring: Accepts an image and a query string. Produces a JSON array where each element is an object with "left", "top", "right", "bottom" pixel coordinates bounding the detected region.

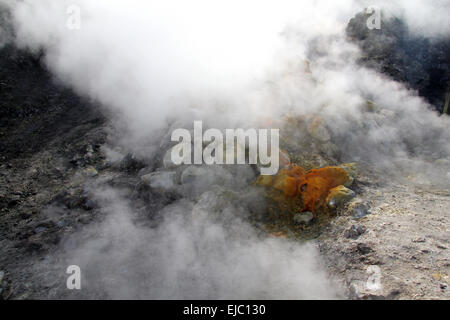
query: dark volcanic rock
[
  {"left": 356, "top": 242, "right": 373, "bottom": 255},
  {"left": 345, "top": 224, "right": 366, "bottom": 239},
  {"left": 0, "top": 43, "right": 105, "bottom": 160},
  {"left": 120, "top": 153, "right": 147, "bottom": 172},
  {"left": 347, "top": 11, "right": 450, "bottom": 113},
  {"left": 0, "top": 32, "right": 107, "bottom": 299}
]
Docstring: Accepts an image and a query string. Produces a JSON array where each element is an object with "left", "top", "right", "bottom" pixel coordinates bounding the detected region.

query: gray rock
[
  {"left": 349, "top": 280, "right": 385, "bottom": 300},
  {"left": 82, "top": 199, "right": 96, "bottom": 211},
  {"left": 352, "top": 203, "right": 371, "bottom": 220},
  {"left": 120, "top": 153, "right": 146, "bottom": 172},
  {"left": 179, "top": 165, "right": 230, "bottom": 198},
  {"left": 339, "top": 163, "right": 358, "bottom": 187},
  {"left": 345, "top": 224, "right": 366, "bottom": 239},
  {"left": 137, "top": 166, "right": 153, "bottom": 177},
  {"left": 192, "top": 187, "right": 242, "bottom": 221},
  {"left": 318, "top": 141, "right": 339, "bottom": 159},
  {"left": 85, "top": 166, "right": 98, "bottom": 177},
  {"left": 0, "top": 270, "right": 4, "bottom": 286},
  {"left": 34, "top": 226, "right": 47, "bottom": 234},
  {"left": 327, "top": 186, "right": 355, "bottom": 209},
  {"left": 357, "top": 243, "right": 372, "bottom": 255},
  {"left": 34, "top": 220, "right": 56, "bottom": 230},
  {"left": 347, "top": 10, "right": 450, "bottom": 114},
  {"left": 56, "top": 220, "right": 66, "bottom": 228},
  {"left": 293, "top": 211, "right": 314, "bottom": 226},
  {"left": 180, "top": 166, "right": 210, "bottom": 185},
  {"left": 108, "top": 176, "right": 140, "bottom": 189},
  {"left": 141, "top": 170, "right": 177, "bottom": 192},
  {"left": 348, "top": 266, "right": 386, "bottom": 300},
  {"left": 162, "top": 148, "right": 178, "bottom": 169}
]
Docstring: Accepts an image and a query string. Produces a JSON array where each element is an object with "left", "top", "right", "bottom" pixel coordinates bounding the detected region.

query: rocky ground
[
  {"left": 319, "top": 169, "right": 450, "bottom": 299},
  {"left": 0, "top": 44, "right": 108, "bottom": 299},
  {"left": 346, "top": 11, "right": 450, "bottom": 113}
]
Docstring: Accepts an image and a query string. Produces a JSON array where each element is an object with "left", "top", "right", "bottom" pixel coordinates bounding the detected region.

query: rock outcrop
[{"left": 347, "top": 11, "right": 450, "bottom": 113}]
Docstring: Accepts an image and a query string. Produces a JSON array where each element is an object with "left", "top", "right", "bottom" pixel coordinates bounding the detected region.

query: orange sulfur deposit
[{"left": 257, "top": 164, "right": 351, "bottom": 213}]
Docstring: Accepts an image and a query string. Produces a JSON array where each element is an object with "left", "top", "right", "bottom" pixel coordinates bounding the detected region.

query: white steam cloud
[
  {"left": 57, "top": 187, "right": 341, "bottom": 299},
  {"left": 2, "top": 0, "right": 450, "bottom": 299}
]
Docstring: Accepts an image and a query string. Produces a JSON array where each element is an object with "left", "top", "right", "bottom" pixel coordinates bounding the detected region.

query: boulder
[
  {"left": 82, "top": 199, "right": 96, "bottom": 211},
  {"left": 349, "top": 280, "right": 384, "bottom": 300},
  {"left": 318, "top": 141, "right": 339, "bottom": 159},
  {"left": 339, "top": 163, "right": 358, "bottom": 187},
  {"left": 192, "top": 187, "right": 242, "bottom": 221},
  {"left": 180, "top": 165, "right": 234, "bottom": 190},
  {"left": 326, "top": 185, "right": 355, "bottom": 209},
  {"left": 120, "top": 153, "right": 146, "bottom": 172},
  {"left": 348, "top": 200, "right": 371, "bottom": 220},
  {"left": 141, "top": 170, "right": 177, "bottom": 192},
  {"left": 181, "top": 166, "right": 210, "bottom": 185},
  {"left": 85, "top": 166, "right": 98, "bottom": 177}
]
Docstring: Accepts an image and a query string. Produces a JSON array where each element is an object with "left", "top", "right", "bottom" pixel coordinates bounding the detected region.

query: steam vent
[{"left": 0, "top": 1, "right": 449, "bottom": 304}]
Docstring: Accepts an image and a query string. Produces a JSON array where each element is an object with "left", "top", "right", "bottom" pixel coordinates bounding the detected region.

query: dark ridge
[
  {"left": 346, "top": 10, "right": 450, "bottom": 113},
  {"left": 0, "top": 44, "right": 105, "bottom": 160}
]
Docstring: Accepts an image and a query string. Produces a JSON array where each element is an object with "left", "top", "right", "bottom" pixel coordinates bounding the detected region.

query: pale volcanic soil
[{"left": 318, "top": 169, "right": 450, "bottom": 300}]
